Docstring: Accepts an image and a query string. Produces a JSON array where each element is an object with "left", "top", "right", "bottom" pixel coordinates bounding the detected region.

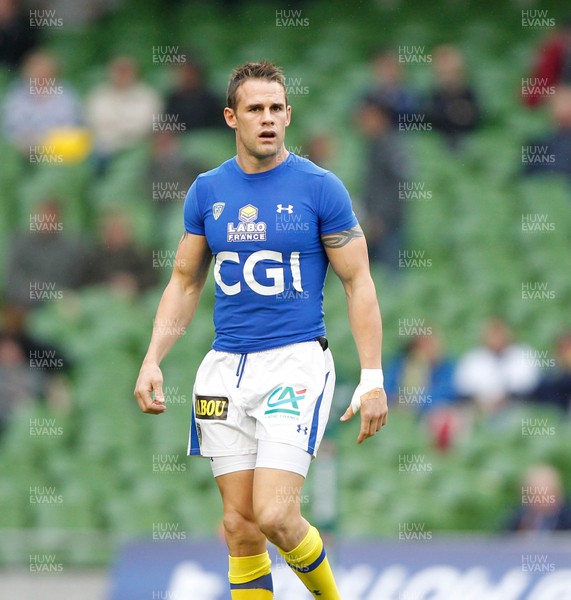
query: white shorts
[{"left": 187, "top": 340, "right": 335, "bottom": 470}]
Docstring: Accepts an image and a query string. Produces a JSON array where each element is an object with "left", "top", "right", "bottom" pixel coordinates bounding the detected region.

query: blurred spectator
[
  {"left": 455, "top": 317, "right": 540, "bottom": 409},
  {"left": 86, "top": 55, "right": 161, "bottom": 171},
  {"left": 145, "top": 131, "right": 204, "bottom": 245},
  {"left": 146, "top": 130, "right": 202, "bottom": 205},
  {"left": 0, "top": 0, "right": 38, "bottom": 70},
  {"left": 305, "top": 132, "right": 337, "bottom": 170},
  {"left": 533, "top": 331, "right": 571, "bottom": 411},
  {"left": 1, "top": 49, "right": 82, "bottom": 151},
  {"left": 426, "top": 44, "right": 481, "bottom": 150},
  {"left": 0, "top": 333, "right": 42, "bottom": 432},
  {"left": 82, "top": 210, "right": 158, "bottom": 297},
  {"left": 164, "top": 57, "right": 224, "bottom": 131},
  {"left": 30, "top": 0, "right": 122, "bottom": 26},
  {"left": 6, "top": 199, "right": 86, "bottom": 308},
  {"left": 386, "top": 331, "right": 463, "bottom": 451},
  {"left": 0, "top": 304, "right": 70, "bottom": 434},
  {"left": 363, "top": 49, "right": 417, "bottom": 127},
  {"left": 1, "top": 304, "right": 69, "bottom": 375},
  {"left": 504, "top": 464, "right": 571, "bottom": 532},
  {"left": 523, "top": 20, "right": 571, "bottom": 108},
  {"left": 356, "top": 94, "right": 410, "bottom": 270},
  {"left": 523, "top": 86, "right": 571, "bottom": 179},
  {"left": 385, "top": 331, "right": 457, "bottom": 413}
]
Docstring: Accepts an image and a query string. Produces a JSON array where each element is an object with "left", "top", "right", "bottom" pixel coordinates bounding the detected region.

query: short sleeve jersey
[{"left": 184, "top": 153, "right": 358, "bottom": 353}]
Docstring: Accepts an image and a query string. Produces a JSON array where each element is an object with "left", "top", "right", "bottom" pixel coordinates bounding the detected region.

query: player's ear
[
  {"left": 224, "top": 107, "right": 237, "bottom": 129},
  {"left": 285, "top": 104, "right": 292, "bottom": 127}
]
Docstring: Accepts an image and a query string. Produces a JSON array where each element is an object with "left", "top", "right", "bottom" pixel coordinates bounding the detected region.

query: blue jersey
[{"left": 184, "top": 153, "right": 358, "bottom": 353}]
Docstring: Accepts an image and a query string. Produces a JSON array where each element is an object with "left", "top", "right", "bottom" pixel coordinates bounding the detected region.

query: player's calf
[{"left": 278, "top": 525, "right": 341, "bottom": 600}]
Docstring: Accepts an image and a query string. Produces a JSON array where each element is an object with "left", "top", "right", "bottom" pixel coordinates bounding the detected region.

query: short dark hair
[{"left": 227, "top": 61, "right": 288, "bottom": 110}]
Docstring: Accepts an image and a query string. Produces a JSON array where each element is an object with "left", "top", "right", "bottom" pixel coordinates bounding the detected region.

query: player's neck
[{"left": 236, "top": 147, "right": 289, "bottom": 174}]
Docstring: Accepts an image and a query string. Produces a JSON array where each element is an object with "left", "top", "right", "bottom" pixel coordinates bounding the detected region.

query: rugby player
[{"left": 135, "top": 61, "right": 388, "bottom": 599}]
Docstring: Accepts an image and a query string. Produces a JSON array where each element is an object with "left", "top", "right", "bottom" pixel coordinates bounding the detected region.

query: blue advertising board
[{"left": 109, "top": 536, "right": 571, "bottom": 600}]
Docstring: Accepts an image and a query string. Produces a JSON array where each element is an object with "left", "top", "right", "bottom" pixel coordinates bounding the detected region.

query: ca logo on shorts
[
  {"left": 195, "top": 396, "right": 229, "bottom": 420},
  {"left": 265, "top": 386, "right": 306, "bottom": 416}
]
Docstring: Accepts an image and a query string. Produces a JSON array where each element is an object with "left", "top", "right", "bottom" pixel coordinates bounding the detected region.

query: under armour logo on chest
[{"left": 276, "top": 204, "right": 294, "bottom": 214}]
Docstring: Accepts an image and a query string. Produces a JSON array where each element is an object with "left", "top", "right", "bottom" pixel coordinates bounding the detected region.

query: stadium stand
[{"left": 0, "top": 0, "right": 570, "bottom": 568}]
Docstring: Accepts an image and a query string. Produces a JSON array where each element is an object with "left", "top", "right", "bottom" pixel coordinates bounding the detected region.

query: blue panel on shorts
[
  {"left": 308, "top": 371, "right": 329, "bottom": 454},
  {"left": 188, "top": 409, "right": 201, "bottom": 456}
]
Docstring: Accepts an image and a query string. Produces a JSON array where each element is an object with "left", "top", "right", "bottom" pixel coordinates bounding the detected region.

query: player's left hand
[{"left": 340, "top": 385, "right": 388, "bottom": 444}]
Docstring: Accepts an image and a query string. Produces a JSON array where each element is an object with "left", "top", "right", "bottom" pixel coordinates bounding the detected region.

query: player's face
[{"left": 224, "top": 79, "right": 291, "bottom": 163}]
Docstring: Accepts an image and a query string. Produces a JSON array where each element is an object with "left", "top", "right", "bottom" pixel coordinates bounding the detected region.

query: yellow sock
[
  {"left": 229, "top": 551, "right": 273, "bottom": 599},
  {"left": 279, "top": 525, "right": 340, "bottom": 599}
]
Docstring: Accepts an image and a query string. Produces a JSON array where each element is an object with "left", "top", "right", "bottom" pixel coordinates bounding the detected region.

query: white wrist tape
[{"left": 350, "top": 369, "right": 384, "bottom": 413}]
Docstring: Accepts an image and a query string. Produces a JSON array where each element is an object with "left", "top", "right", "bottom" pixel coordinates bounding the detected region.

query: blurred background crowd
[{"left": 1, "top": 0, "right": 571, "bottom": 570}]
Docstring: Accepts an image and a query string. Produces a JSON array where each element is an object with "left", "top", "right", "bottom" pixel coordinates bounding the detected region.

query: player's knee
[
  {"left": 255, "top": 505, "right": 291, "bottom": 542},
  {"left": 223, "top": 510, "right": 259, "bottom": 544}
]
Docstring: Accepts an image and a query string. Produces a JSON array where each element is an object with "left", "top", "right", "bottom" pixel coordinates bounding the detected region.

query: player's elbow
[
  {"left": 342, "top": 270, "right": 376, "bottom": 300},
  {"left": 170, "top": 266, "right": 205, "bottom": 297}
]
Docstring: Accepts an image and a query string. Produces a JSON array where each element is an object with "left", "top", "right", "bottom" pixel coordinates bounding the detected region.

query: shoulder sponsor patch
[{"left": 194, "top": 395, "right": 229, "bottom": 420}]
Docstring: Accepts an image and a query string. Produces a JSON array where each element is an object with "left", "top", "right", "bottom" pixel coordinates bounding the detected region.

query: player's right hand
[{"left": 134, "top": 362, "right": 167, "bottom": 415}]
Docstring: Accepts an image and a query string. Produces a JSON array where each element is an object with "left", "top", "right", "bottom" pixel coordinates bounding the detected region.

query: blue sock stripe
[
  {"left": 230, "top": 573, "right": 273, "bottom": 591},
  {"left": 286, "top": 547, "right": 326, "bottom": 573}
]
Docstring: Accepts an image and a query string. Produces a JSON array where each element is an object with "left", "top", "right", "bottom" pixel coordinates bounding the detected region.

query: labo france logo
[
  {"left": 194, "top": 396, "right": 228, "bottom": 420},
  {"left": 214, "top": 250, "right": 303, "bottom": 296},
  {"left": 227, "top": 204, "right": 267, "bottom": 242},
  {"left": 265, "top": 386, "right": 306, "bottom": 416}
]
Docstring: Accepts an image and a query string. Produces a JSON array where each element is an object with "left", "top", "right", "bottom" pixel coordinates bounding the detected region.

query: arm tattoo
[{"left": 321, "top": 225, "right": 364, "bottom": 249}]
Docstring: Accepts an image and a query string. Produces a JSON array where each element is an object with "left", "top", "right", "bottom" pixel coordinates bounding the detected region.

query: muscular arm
[
  {"left": 134, "top": 233, "right": 212, "bottom": 413},
  {"left": 144, "top": 232, "right": 212, "bottom": 364},
  {"left": 322, "top": 225, "right": 382, "bottom": 369},
  {"left": 322, "top": 225, "right": 387, "bottom": 441}
]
